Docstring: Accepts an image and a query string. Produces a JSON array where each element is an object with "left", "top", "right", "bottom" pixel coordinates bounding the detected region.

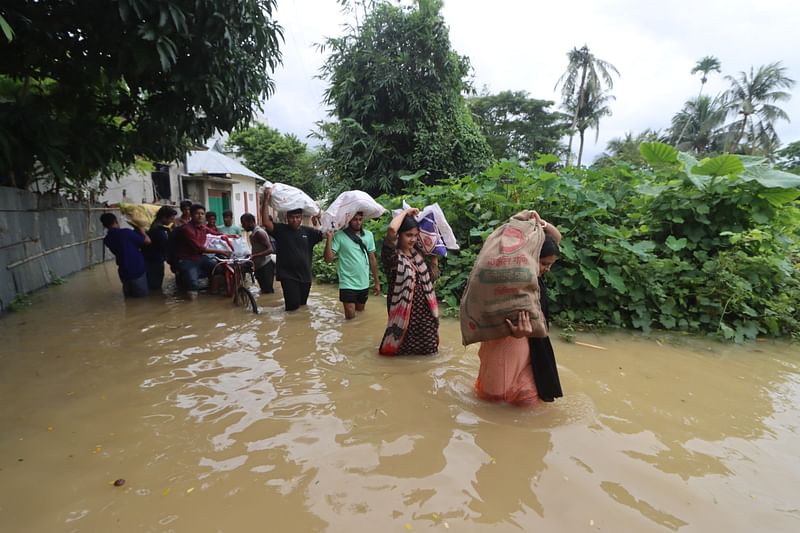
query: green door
[
  {"left": 208, "top": 196, "right": 224, "bottom": 216},
  {"left": 207, "top": 189, "right": 230, "bottom": 217}
]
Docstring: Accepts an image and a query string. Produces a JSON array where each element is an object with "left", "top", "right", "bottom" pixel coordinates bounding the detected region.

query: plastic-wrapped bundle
[
  {"left": 266, "top": 183, "right": 320, "bottom": 216},
  {"left": 204, "top": 234, "right": 233, "bottom": 253},
  {"left": 392, "top": 202, "right": 458, "bottom": 256},
  {"left": 320, "top": 190, "right": 386, "bottom": 231}
]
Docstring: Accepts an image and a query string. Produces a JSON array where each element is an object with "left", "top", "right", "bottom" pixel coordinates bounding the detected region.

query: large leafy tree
[
  {"left": 724, "top": 62, "right": 795, "bottom": 156},
  {"left": 555, "top": 45, "right": 619, "bottom": 166},
  {"left": 318, "top": 0, "right": 491, "bottom": 195},
  {"left": 668, "top": 95, "right": 727, "bottom": 155},
  {"left": 0, "top": 1, "right": 283, "bottom": 192},
  {"left": 228, "top": 124, "right": 321, "bottom": 198},
  {"left": 466, "top": 90, "right": 568, "bottom": 162}
]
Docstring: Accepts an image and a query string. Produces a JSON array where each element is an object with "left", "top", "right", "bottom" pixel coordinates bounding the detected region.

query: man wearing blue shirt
[{"left": 101, "top": 213, "right": 151, "bottom": 297}]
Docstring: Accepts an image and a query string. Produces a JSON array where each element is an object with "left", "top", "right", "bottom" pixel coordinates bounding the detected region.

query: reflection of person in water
[
  {"left": 475, "top": 212, "right": 564, "bottom": 406},
  {"left": 469, "top": 420, "right": 552, "bottom": 523}
]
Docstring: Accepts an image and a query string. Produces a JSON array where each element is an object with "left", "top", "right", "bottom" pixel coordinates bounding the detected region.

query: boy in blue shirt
[
  {"left": 101, "top": 213, "right": 151, "bottom": 297},
  {"left": 323, "top": 212, "right": 381, "bottom": 319}
]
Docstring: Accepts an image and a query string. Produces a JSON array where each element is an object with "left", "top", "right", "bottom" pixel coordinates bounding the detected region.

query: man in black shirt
[{"left": 262, "top": 189, "right": 323, "bottom": 311}]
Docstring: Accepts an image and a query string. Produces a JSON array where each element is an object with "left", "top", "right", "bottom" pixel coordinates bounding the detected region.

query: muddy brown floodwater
[{"left": 0, "top": 262, "right": 799, "bottom": 532}]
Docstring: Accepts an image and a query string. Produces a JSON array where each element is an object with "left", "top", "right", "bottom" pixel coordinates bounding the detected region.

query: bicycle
[{"left": 211, "top": 257, "right": 259, "bottom": 313}]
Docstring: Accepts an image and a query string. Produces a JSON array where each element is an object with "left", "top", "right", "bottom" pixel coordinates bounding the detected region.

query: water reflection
[{"left": 0, "top": 262, "right": 799, "bottom": 532}]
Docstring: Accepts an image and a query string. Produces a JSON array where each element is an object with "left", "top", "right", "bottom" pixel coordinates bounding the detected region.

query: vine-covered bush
[{"left": 314, "top": 144, "right": 800, "bottom": 341}]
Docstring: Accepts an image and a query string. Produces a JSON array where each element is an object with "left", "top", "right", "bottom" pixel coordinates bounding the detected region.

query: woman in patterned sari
[{"left": 379, "top": 207, "right": 440, "bottom": 356}]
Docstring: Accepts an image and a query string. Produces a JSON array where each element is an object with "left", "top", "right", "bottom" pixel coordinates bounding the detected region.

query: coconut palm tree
[
  {"left": 669, "top": 95, "right": 727, "bottom": 155},
  {"left": 555, "top": 45, "right": 619, "bottom": 166},
  {"left": 562, "top": 90, "right": 615, "bottom": 167},
  {"left": 692, "top": 56, "right": 722, "bottom": 93},
  {"left": 676, "top": 56, "right": 721, "bottom": 144},
  {"left": 725, "top": 62, "right": 795, "bottom": 155}
]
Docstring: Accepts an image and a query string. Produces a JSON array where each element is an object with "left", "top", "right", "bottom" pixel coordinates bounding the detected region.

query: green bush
[{"left": 355, "top": 144, "right": 800, "bottom": 341}]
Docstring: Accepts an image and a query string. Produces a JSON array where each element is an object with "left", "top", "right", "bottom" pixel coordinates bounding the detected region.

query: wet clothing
[
  {"left": 269, "top": 223, "right": 323, "bottom": 284},
  {"left": 379, "top": 239, "right": 439, "bottom": 356},
  {"left": 529, "top": 277, "right": 563, "bottom": 401},
  {"left": 332, "top": 228, "right": 375, "bottom": 290},
  {"left": 249, "top": 226, "right": 275, "bottom": 294},
  {"left": 142, "top": 223, "right": 170, "bottom": 263},
  {"left": 476, "top": 337, "right": 539, "bottom": 406},
  {"left": 121, "top": 273, "right": 148, "bottom": 298},
  {"left": 177, "top": 256, "right": 216, "bottom": 292},
  {"left": 104, "top": 228, "right": 146, "bottom": 281},
  {"left": 173, "top": 223, "right": 219, "bottom": 291},
  {"left": 340, "top": 288, "right": 369, "bottom": 304},
  {"left": 475, "top": 275, "right": 562, "bottom": 405},
  {"left": 249, "top": 226, "right": 273, "bottom": 271},
  {"left": 281, "top": 279, "right": 311, "bottom": 311},
  {"left": 143, "top": 222, "right": 171, "bottom": 290},
  {"left": 255, "top": 262, "right": 275, "bottom": 294}
]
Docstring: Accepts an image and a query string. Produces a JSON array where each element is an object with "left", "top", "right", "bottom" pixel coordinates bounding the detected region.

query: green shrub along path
[{"left": 314, "top": 143, "right": 800, "bottom": 342}]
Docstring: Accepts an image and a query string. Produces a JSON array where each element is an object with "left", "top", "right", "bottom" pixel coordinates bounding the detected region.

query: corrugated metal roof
[{"left": 185, "top": 145, "right": 268, "bottom": 184}]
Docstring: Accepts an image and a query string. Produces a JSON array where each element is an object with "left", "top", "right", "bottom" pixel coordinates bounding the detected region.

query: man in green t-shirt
[{"left": 323, "top": 212, "right": 381, "bottom": 319}]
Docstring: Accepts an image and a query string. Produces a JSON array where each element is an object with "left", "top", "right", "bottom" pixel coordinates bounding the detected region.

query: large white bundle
[
  {"left": 392, "top": 201, "right": 459, "bottom": 255},
  {"left": 320, "top": 190, "right": 387, "bottom": 231},
  {"left": 267, "top": 183, "right": 320, "bottom": 216}
]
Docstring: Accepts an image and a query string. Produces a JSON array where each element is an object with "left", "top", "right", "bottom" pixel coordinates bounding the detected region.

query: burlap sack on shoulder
[{"left": 460, "top": 210, "right": 548, "bottom": 345}]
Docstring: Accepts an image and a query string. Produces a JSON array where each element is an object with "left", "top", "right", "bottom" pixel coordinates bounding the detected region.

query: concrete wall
[
  {"left": 0, "top": 186, "right": 120, "bottom": 312},
  {"left": 232, "top": 178, "right": 260, "bottom": 220},
  {"left": 99, "top": 164, "right": 182, "bottom": 205}
]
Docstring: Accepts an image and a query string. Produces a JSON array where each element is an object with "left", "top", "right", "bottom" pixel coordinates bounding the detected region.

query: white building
[{"left": 99, "top": 139, "right": 267, "bottom": 222}]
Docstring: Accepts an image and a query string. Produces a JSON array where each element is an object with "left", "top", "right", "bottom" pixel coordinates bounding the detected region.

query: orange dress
[{"left": 475, "top": 336, "right": 539, "bottom": 406}]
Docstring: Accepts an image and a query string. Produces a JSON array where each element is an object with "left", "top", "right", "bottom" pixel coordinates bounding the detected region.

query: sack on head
[
  {"left": 320, "top": 190, "right": 386, "bottom": 231},
  {"left": 460, "top": 211, "right": 548, "bottom": 345},
  {"left": 268, "top": 183, "right": 320, "bottom": 217},
  {"left": 119, "top": 203, "right": 161, "bottom": 230}
]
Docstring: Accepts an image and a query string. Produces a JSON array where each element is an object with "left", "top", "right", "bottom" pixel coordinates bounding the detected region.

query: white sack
[
  {"left": 320, "top": 190, "right": 387, "bottom": 231},
  {"left": 267, "top": 183, "right": 320, "bottom": 216}
]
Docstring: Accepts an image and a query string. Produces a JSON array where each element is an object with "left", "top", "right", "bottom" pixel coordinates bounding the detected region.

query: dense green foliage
[
  {"left": 466, "top": 90, "right": 568, "bottom": 162},
  {"left": 777, "top": 141, "right": 800, "bottom": 174},
  {"left": 0, "top": 0, "right": 283, "bottom": 193},
  {"left": 228, "top": 125, "right": 322, "bottom": 198},
  {"left": 316, "top": 144, "right": 800, "bottom": 341},
  {"left": 317, "top": 0, "right": 491, "bottom": 196}
]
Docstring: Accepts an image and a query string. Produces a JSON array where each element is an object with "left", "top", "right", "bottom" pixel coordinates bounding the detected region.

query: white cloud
[{"left": 261, "top": 0, "right": 800, "bottom": 162}]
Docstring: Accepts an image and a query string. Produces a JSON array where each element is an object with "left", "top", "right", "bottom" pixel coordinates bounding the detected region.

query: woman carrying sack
[
  {"left": 475, "top": 211, "right": 563, "bottom": 406},
  {"left": 379, "top": 207, "right": 441, "bottom": 356}
]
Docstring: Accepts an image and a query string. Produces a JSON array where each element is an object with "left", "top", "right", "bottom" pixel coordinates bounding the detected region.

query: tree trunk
[
  {"left": 566, "top": 62, "right": 589, "bottom": 167},
  {"left": 566, "top": 132, "right": 575, "bottom": 165},
  {"left": 577, "top": 128, "right": 586, "bottom": 167},
  {"left": 676, "top": 80, "right": 706, "bottom": 146},
  {"left": 731, "top": 114, "right": 749, "bottom": 153}
]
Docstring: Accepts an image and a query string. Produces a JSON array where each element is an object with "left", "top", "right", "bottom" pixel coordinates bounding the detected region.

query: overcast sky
[{"left": 260, "top": 0, "right": 800, "bottom": 164}]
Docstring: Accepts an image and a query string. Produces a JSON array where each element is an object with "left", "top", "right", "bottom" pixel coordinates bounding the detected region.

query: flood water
[{"left": 1, "top": 262, "right": 798, "bottom": 532}]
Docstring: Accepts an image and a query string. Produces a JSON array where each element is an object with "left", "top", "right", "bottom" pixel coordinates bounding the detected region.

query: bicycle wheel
[{"left": 237, "top": 286, "right": 258, "bottom": 313}]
